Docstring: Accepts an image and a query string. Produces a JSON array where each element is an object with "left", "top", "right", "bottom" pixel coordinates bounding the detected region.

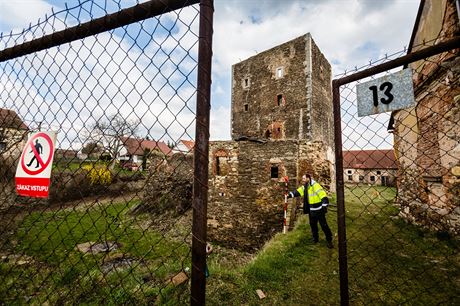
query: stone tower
[
  {"left": 231, "top": 33, "right": 334, "bottom": 148},
  {"left": 207, "top": 33, "right": 335, "bottom": 251}
]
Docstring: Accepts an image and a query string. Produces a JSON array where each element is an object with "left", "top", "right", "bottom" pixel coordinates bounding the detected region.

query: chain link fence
[
  {"left": 334, "top": 33, "right": 460, "bottom": 305},
  {"left": 0, "top": 0, "right": 212, "bottom": 304},
  {"left": 1, "top": 0, "right": 459, "bottom": 305}
]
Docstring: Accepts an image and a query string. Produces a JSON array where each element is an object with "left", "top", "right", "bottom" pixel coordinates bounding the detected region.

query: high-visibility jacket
[{"left": 289, "top": 180, "right": 328, "bottom": 211}]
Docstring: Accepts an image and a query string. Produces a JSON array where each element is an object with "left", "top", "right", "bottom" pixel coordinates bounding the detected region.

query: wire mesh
[
  {"left": 0, "top": 0, "right": 205, "bottom": 304},
  {"left": 336, "top": 35, "right": 460, "bottom": 305}
]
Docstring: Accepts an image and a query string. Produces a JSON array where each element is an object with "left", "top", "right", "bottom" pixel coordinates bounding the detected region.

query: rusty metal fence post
[
  {"left": 0, "top": 0, "right": 214, "bottom": 304},
  {"left": 191, "top": 0, "right": 214, "bottom": 304},
  {"left": 332, "top": 36, "right": 460, "bottom": 306},
  {"left": 332, "top": 79, "right": 349, "bottom": 306}
]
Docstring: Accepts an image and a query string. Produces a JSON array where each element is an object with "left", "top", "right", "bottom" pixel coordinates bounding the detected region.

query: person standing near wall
[{"left": 288, "top": 173, "right": 333, "bottom": 248}]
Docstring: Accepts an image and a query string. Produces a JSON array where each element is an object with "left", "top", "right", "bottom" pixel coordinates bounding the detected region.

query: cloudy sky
[{"left": 0, "top": 0, "right": 420, "bottom": 149}]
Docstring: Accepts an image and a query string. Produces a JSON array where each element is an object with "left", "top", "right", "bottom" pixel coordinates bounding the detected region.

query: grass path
[
  {"left": 0, "top": 186, "right": 458, "bottom": 305},
  {"left": 205, "top": 186, "right": 459, "bottom": 305}
]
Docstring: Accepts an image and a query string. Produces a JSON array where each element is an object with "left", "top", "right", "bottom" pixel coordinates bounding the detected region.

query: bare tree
[
  {"left": 81, "top": 141, "right": 103, "bottom": 158},
  {"left": 87, "top": 113, "right": 140, "bottom": 169}
]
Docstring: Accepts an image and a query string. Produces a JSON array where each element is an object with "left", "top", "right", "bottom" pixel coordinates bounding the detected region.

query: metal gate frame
[
  {"left": 0, "top": 0, "right": 214, "bottom": 304},
  {"left": 331, "top": 35, "right": 460, "bottom": 306}
]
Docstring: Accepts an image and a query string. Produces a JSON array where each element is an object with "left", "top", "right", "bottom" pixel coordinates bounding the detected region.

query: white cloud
[
  {"left": 1, "top": 4, "right": 200, "bottom": 149},
  {"left": 210, "top": 0, "right": 420, "bottom": 142},
  {"left": 213, "top": 85, "right": 225, "bottom": 95},
  {"left": 1, "top": 0, "right": 421, "bottom": 147},
  {"left": 212, "top": 0, "right": 419, "bottom": 76},
  {"left": 0, "top": 0, "right": 52, "bottom": 30},
  {"left": 210, "top": 105, "right": 231, "bottom": 141}
]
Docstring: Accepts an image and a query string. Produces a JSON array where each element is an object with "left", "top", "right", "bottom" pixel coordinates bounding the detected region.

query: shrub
[
  {"left": 135, "top": 153, "right": 193, "bottom": 216},
  {"left": 82, "top": 164, "right": 112, "bottom": 185},
  {"left": 49, "top": 170, "right": 94, "bottom": 203}
]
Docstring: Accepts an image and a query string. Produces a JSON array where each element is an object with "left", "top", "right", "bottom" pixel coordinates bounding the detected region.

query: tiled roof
[
  {"left": 0, "top": 108, "right": 28, "bottom": 130},
  {"left": 120, "top": 137, "right": 172, "bottom": 156},
  {"left": 343, "top": 150, "right": 397, "bottom": 169},
  {"left": 173, "top": 139, "right": 195, "bottom": 154},
  {"left": 181, "top": 140, "right": 195, "bottom": 150}
]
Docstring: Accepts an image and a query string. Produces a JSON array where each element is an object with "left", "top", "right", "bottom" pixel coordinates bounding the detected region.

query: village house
[
  {"left": 207, "top": 33, "right": 335, "bottom": 251},
  {"left": 119, "top": 136, "right": 172, "bottom": 169},
  {"left": 390, "top": 0, "right": 460, "bottom": 235},
  {"left": 343, "top": 150, "right": 397, "bottom": 186},
  {"left": 173, "top": 139, "right": 195, "bottom": 154}
]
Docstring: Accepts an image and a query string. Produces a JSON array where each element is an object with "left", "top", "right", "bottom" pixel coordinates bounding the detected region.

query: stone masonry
[
  {"left": 393, "top": 0, "right": 460, "bottom": 236},
  {"left": 208, "top": 34, "right": 335, "bottom": 251},
  {"left": 231, "top": 34, "right": 334, "bottom": 145}
]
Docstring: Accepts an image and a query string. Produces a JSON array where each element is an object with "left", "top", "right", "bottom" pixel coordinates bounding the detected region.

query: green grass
[
  {"left": 1, "top": 186, "right": 458, "bottom": 305},
  {"left": 205, "top": 214, "right": 340, "bottom": 305},
  {"left": 1, "top": 201, "right": 190, "bottom": 304},
  {"left": 205, "top": 185, "right": 459, "bottom": 305},
  {"left": 342, "top": 185, "right": 459, "bottom": 305}
]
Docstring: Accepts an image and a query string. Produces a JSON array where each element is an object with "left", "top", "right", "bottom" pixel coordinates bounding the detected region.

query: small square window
[
  {"left": 370, "top": 176, "right": 375, "bottom": 181},
  {"left": 348, "top": 175, "right": 352, "bottom": 181},
  {"left": 276, "top": 67, "right": 284, "bottom": 78},
  {"left": 243, "top": 78, "right": 250, "bottom": 88},
  {"left": 376, "top": 171, "right": 381, "bottom": 175},
  {"left": 244, "top": 104, "right": 248, "bottom": 112},
  {"left": 277, "top": 94, "right": 284, "bottom": 106},
  {"left": 359, "top": 176, "right": 364, "bottom": 181},
  {"left": 271, "top": 166, "right": 279, "bottom": 178},
  {"left": 347, "top": 170, "right": 352, "bottom": 174}
]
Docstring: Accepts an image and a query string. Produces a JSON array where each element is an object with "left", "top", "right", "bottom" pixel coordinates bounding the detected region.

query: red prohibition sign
[{"left": 21, "top": 133, "right": 54, "bottom": 175}]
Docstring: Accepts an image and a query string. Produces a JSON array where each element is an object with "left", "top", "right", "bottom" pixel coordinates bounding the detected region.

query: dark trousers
[{"left": 308, "top": 209, "right": 332, "bottom": 242}]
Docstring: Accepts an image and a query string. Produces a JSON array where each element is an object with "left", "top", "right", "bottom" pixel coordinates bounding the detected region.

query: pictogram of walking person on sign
[
  {"left": 26, "top": 139, "right": 43, "bottom": 168},
  {"left": 16, "top": 131, "right": 57, "bottom": 198}
]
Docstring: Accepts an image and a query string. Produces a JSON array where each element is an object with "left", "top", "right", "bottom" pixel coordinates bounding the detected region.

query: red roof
[
  {"left": 343, "top": 150, "right": 397, "bottom": 169},
  {"left": 181, "top": 140, "right": 195, "bottom": 150},
  {"left": 121, "top": 137, "right": 172, "bottom": 156},
  {"left": 0, "top": 108, "right": 28, "bottom": 130}
]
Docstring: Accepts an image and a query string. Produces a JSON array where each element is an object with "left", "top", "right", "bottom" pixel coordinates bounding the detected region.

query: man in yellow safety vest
[{"left": 288, "top": 173, "right": 333, "bottom": 248}]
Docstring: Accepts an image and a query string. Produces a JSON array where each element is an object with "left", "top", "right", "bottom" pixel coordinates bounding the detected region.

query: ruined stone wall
[
  {"left": 394, "top": 0, "right": 460, "bottom": 236},
  {"left": 208, "top": 140, "right": 294, "bottom": 251},
  {"left": 297, "top": 141, "right": 334, "bottom": 191},
  {"left": 208, "top": 140, "right": 333, "bottom": 251},
  {"left": 396, "top": 65, "right": 460, "bottom": 235},
  {"left": 231, "top": 35, "right": 309, "bottom": 140},
  {"left": 308, "top": 37, "right": 335, "bottom": 190},
  {"left": 208, "top": 141, "right": 240, "bottom": 204}
]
